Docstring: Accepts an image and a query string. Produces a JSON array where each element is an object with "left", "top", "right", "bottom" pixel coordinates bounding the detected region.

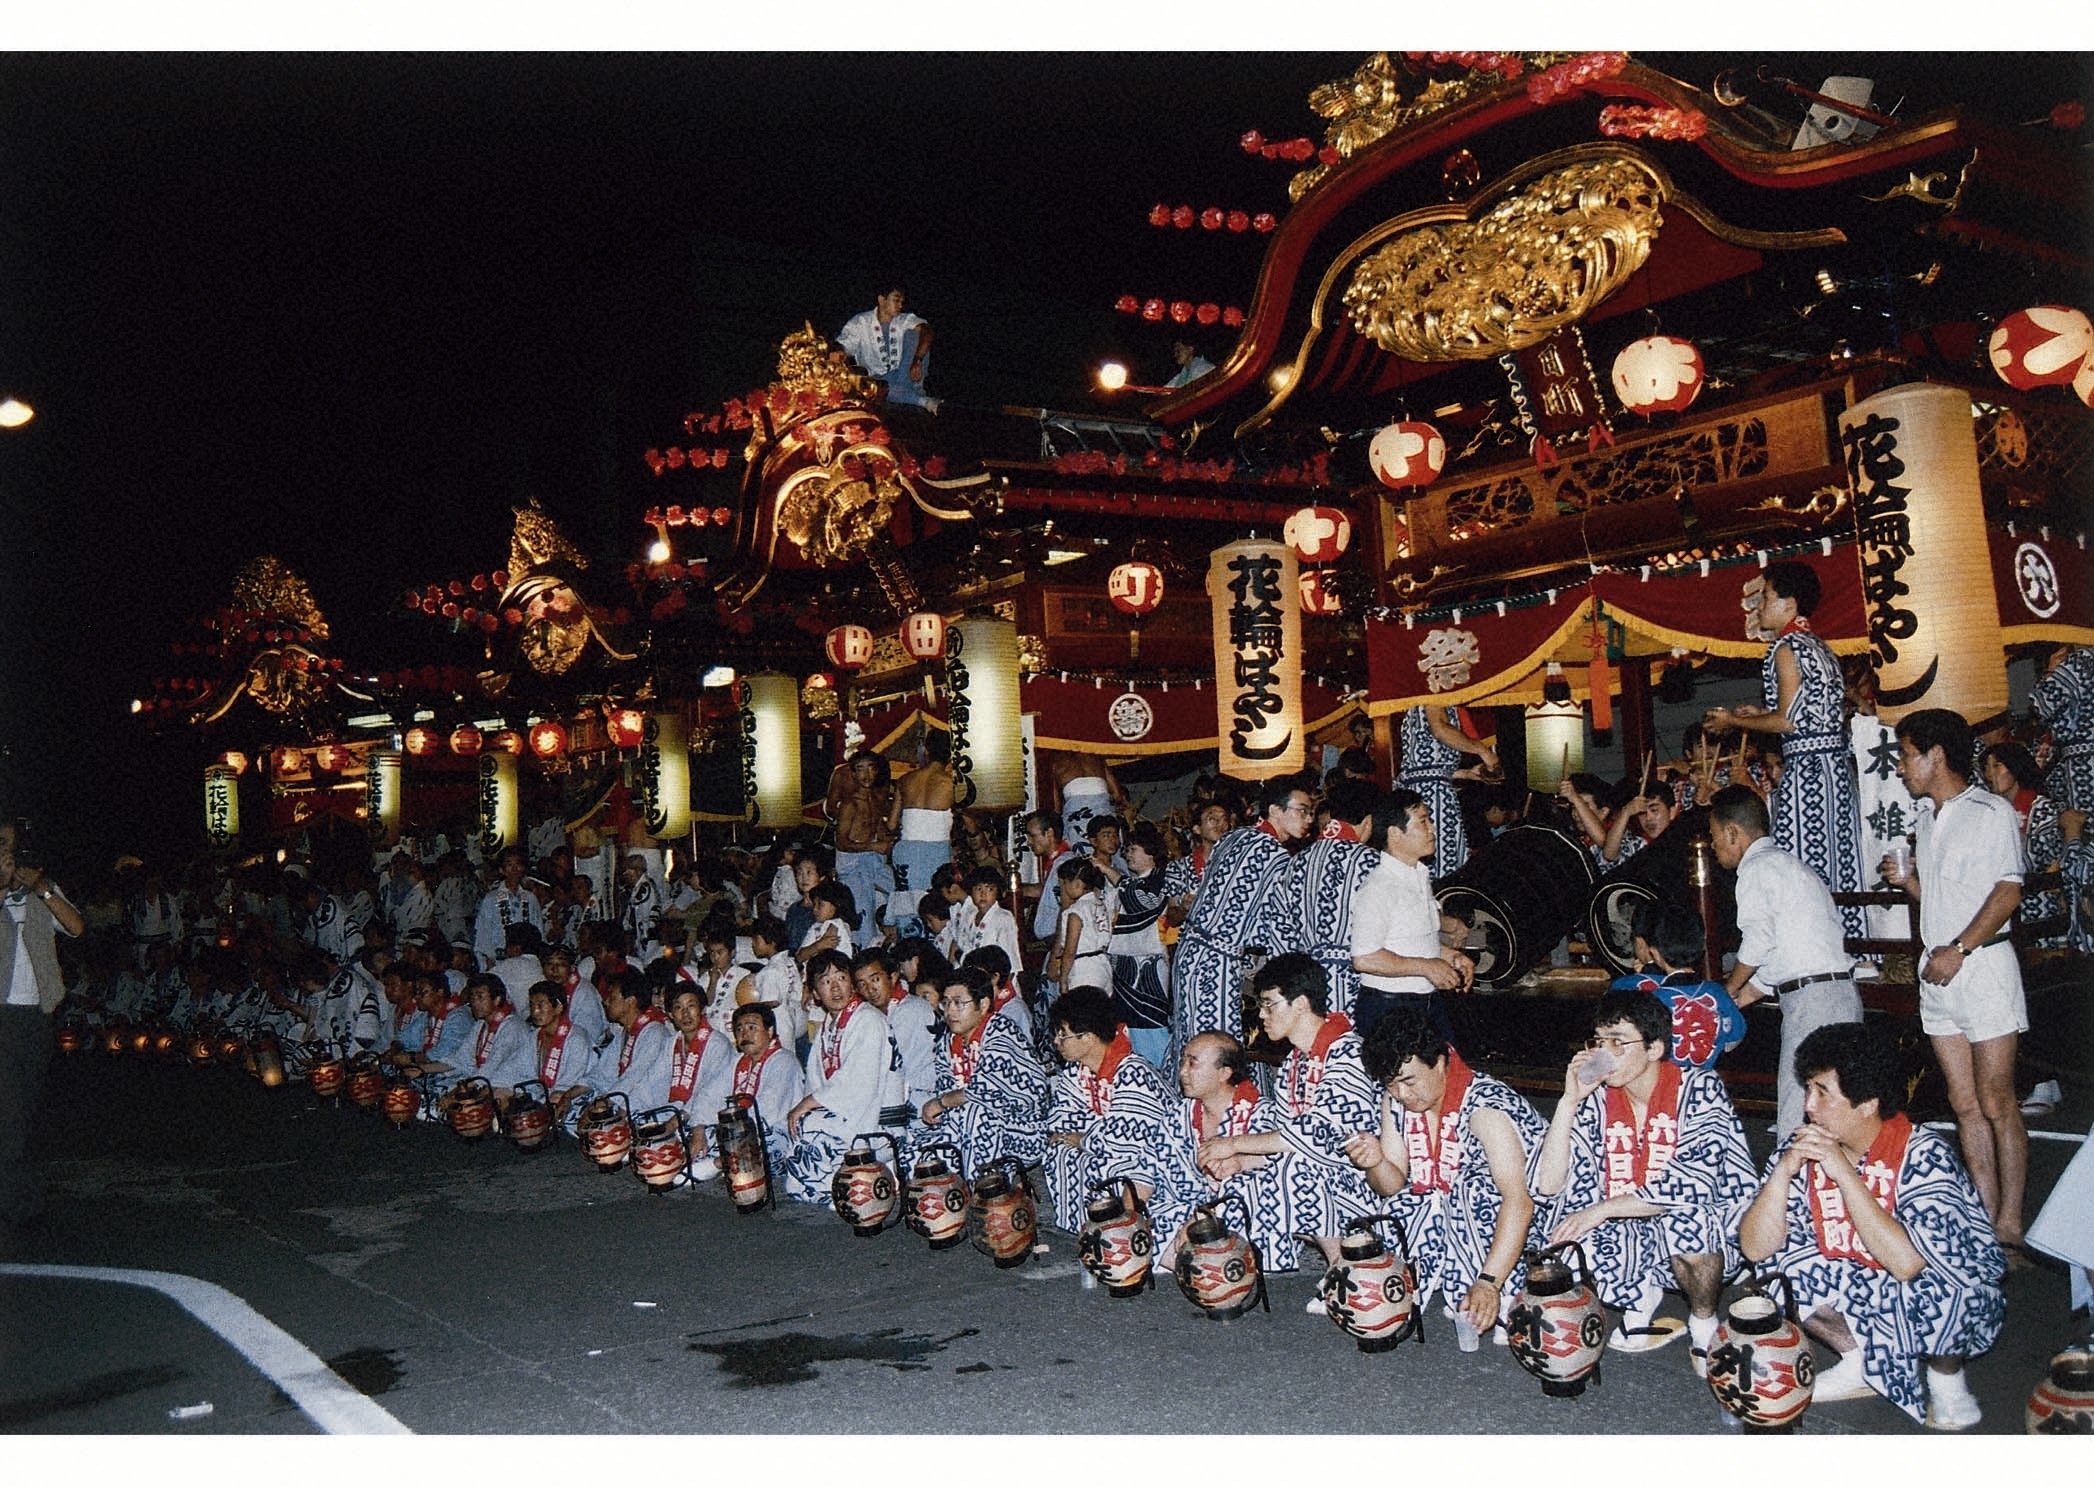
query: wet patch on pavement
[{"left": 689, "top": 1326, "right": 980, "bottom": 1387}]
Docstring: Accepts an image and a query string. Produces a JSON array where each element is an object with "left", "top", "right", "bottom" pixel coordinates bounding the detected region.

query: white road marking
[{"left": 0, "top": 1263, "right": 411, "bottom": 1434}]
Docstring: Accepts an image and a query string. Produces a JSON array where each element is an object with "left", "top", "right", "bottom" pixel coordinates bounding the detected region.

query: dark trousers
[
  {"left": 1353, "top": 988, "right": 1451, "bottom": 1047},
  {"left": 0, "top": 1005, "right": 53, "bottom": 1223}
]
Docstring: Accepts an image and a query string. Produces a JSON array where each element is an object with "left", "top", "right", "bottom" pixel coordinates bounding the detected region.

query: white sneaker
[
  {"left": 1813, "top": 1350, "right": 1875, "bottom": 1402},
  {"left": 1926, "top": 1376, "right": 1982, "bottom": 1432},
  {"left": 1303, "top": 1297, "right": 1328, "bottom": 1316},
  {"left": 690, "top": 1156, "right": 721, "bottom": 1182}
]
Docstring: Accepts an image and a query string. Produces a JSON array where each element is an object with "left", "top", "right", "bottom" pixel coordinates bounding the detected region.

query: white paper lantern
[
  {"left": 1611, "top": 335, "right": 1705, "bottom": 416},
  {"left": 1283, "top": 506, "right": 1352, "bottom": 565},
  {"left": 366, "top": 750, "right": 404, "bottom": 848},
  {"left": 824, "top": 624, "right": 874, "bottom": 671},
  {"left": 949, "top": 615, "right": 1024, "bottom": 811},
  {"left": 1987, "top": 305, "right": 2094, "bottom": 391},
  {"left": 1524, "top": 702, "right": 1585, "bottom": 793},
  {"left": 744, "top": 673, "right": 804, "bottom": 828},
  {"left": 640, "top": 712, "right": 692, "bottom": 840},
  {"left": 1207, "top": 537, "right": 1304, "bottom": 778},
  {"left": 902, "top": 611, "right": 948, "bottom": 660},
  {"left": 1107, "top": 561, "right": 1165, "bottom": 616},
  {"left": 1368, "top": 421, "right": 1446, "bottom": 491},
  {"left": 476, "top": 751, "right": 520, "bottom": 854},
  {"left": 203, "top": 766, "right": 240, "bottom": 850}
]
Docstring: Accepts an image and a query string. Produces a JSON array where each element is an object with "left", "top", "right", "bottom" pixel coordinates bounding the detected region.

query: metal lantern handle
[
  {"left": 1527, "top": 1237, "right": 1599, "bottom": 1290},
  {"left": 851, "top": 1130, "right": 907, "bottom": 1231},
  {"left": 1739, "top": 1264, "right": 1800, "bottom": 1324},
  {"left": 1345, "top": 1211, "right": 1417, "bottom": 1269}
]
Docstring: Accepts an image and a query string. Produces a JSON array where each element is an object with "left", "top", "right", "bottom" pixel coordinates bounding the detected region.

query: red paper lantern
[
  {"left": 606, "top": 708, "right": 646, "bottom": 749},
  {"left": 901, "top": 612, "right": 947, "bottom": 661},
  {"left": 1141, "top": 299, "right": 1165, "bottom": 322},
  {"left": 449, "top": 725, "right": 484, "bottom": 758},
  {"left": 1368, "top": 421, "right": 1447, "bottom": 491},
  {"left": 805, "top": 672, "right": 834, "bottom": 691},
  {"left": 271, "top": 746, "right": 305, "bottom": 775},
  {"left": 313, "top": 743, "right": 354, "bottom": 774},
  {"left": 528, "top": 721, "right": 568, "bottom": 759},
  {"left": 1298, "top": 569, "right": 1343, "bottom": 616},
  {"left": 402, "top": 726, "right": 439, "bottom": 757},
  {"left": 824, "top": 624, "right": 874, "bottom": 671},
  {"left": 1611, "top": 334, "right": 1705, "bottom": 416},
  {"left": 1283, "top": 506, "right": 1352, "bottom": 565},
  {"left": 1987, "top": 305, "right": 2094, "bottom": 391},
  {"left": 1107, "top": 561, "right": 1165, "bottom": 616},
  {"left": 218, "top": 750, "right": 249, "bottom": 775},
  {"left": 488, "top": 729, "right": 524, "bottom": 756}
]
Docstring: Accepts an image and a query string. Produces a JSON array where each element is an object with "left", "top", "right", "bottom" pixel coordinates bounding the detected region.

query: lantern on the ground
[
  {"left": 1107, "top": 561, "right": 1165, "bottom": 616},
  {"left": 204, "top": 765, "right": 240, "bottom": 850},
  {"left": 606, "top": 707, "right": 646, "bottom": 749},
  {"left": 825, "top": 624, "right": 874, "bottom": 672},
  {"left": 640, "top": 713, "right": 691, "bottom": 840},
  {"left": 450, "top": 724, "right": 484, "bottom": 758},
  {"left": 1987, "top": 305, "right": 2093, "bottom": 391},
  {"left": 1208, "top": 537, "right": 1304, "bottom": 779},
  {"left": 1368, "top": 421, "right": 1446, "bottom": 492},
  {"left": 476, "top": 751, "right": 519, "bottom": 853},
  {"left": 1299, "top": 569, "right": 1343, "bottom": 616},
  {"left": 902, "top": 612, "right": 948, "bottom": 661},
  {"left": 366, "top": 750, "right": 404, "bottom": 848},
  {"left": 528, "top": 721, "right": 569, "bottom": 759},
  {"left": 743, "top": 674, "right": 804, "bottom": 829},
  {"left": 402, "top": 726, "right": 439, "bottom": 758},
  {"left": 949, "top": 615, "right": 1024, "bottom": 811},
  {"left": 1611, "top": 335, "right": 1705, "bottom": 416},
  {"left": 1284, "top": 506, "right": 1352, "bottom": 565},
  {"left": 1525, "top": 701, "right": 1585, "bottom": 792},
  {"left": 487, "top": 728, "right": 524, "bottom": 756}
]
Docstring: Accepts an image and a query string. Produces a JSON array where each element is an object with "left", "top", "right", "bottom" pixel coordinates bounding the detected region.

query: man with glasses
[
  {"left": 1532, "top": 991, "right": 1756, "bottom": 1375},
  {"left": 1169, "top": 773, "right": 1313, "bottom": 1083},
  {"left": 911, "top": 966, "right": 1046, "bottom": 1179}
]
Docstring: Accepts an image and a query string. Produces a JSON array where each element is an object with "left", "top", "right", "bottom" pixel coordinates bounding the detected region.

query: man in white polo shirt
[
  {"left": 1350, "top": 788, "right": 1471, "bottom": 1043},
  {"left": 1710, "top": 783, "right": 1860, "bottom": 1139},
  {"left": 1886, "top": 707, "right": 2029, "bottom": 1254}
]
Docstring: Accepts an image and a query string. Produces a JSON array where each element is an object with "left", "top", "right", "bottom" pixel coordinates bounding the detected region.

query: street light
[{"left": 0, "top": 395, "right": 33, "bottom": 429}]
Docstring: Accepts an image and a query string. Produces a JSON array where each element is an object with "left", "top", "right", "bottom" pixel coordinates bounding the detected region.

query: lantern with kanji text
[
  {"left": 1107, "top": 562, "right": 1165, "bottom": 616},
  {"left": 606, "top": 708, "right": 647, "bottom": 749},
  {"left": 1611, "top": 335, "right": 1705, "bottom": 416},
  {"left": 1283, "top": 506, "right": 1352, "bottom": 565},
  {"left": 402, "top": 726, "right": 440, "bottom": 758},
  {"left": 528, "top": 721, "right": 569, "bottom": 759},
  {"left": 449, "top": 725, "right": 484, "bottom": 758},
  {"left": 488, "top": 728, "right": 525, "bottom": 756}
]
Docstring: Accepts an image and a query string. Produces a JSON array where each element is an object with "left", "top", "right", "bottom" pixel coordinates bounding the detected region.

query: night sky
[{"left": 2, "top": 37, "right": 2089, "bottom": 878}]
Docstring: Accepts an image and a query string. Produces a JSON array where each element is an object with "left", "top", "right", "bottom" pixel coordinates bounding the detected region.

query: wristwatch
[
  {"left": 1475, "top": 1271, "right": 1501, "bottom": 1288},
  {"left": 1949, "top": 936, "right": 1970, "bottom": 955}
]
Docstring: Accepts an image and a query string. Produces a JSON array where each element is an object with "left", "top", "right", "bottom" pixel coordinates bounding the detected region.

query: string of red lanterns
[
  {"left": 644, "top": 448, "right": 738, "bottom": 476},
  {"left": 1237, "top": 131, "right": 1334, "bottom": 165},
  {"left": 1112, "top": 297, "right": 1246, "bottom": 327},
  {"left": 1145, "top": 204, "right": 1279, "bottom": 233}
]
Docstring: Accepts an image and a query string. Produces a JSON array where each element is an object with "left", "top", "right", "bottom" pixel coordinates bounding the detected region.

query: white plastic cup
[
  {"left": 1454, "top": 1313, "right": 1481, "bottom": 1352},
  {"left": 1887, "top": 841, "right": 1913, "bottom": 882},
  {"left": 1582, "top": 1048, "right": 1619, "bottom": 1083}
]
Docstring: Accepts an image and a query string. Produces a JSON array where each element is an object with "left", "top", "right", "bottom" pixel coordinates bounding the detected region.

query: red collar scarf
[
  {"left": 1600, "top": 1061, "right": 1683, "bottom": 1196},
  {"left": 1780, "top": 616, "right": 1813, "bottom": 636},
  {"left": 1808, "top": 1113, "right": 1911, "bottom": 1269},
  {"left": 818, "top": 997, "right": 861, "bottom": 1079},
  {"left": 2010, "top": 788, "right": 2038, "bottom": 834},
  {"left": 951, "top": 1014, "right": 991, "bottom": 1086},
  {"left": 1318, "top": 820, "right": 1360, "bottom": 844},
  {"left": 537, "top": 1015, "right": 576, "bottom": 1086},
  {"left": 421, "top": 994, "right": 463, "bottom": 1054},
  {"left": 1254, "top": 819, "right": 1287, "bottom": 844},
  {"left": 1193, "top": 1080, "right": 1261, "bottom": 1141},
  {"left": 617, "top": 1006, "right": 667, "bottom": 1075},
  {"left": 1404, "top": 1048, "right": 1476, "bottom": 1194},
  {"left": 1078, "top": 1029, "right": 1135, "bottom": 1116},
  {"left": 473, "top": 1003, "right": 512, "bottom": 1067},
  {"left": 1285, "top": 1013, "right": 1351, "bottom": 1116},
  {"left": 670, "top": 1026, "right": 713, "bottom": 1103},
  {"left": 733, "top": 1042, "right": 780, "bottom": 1101}
]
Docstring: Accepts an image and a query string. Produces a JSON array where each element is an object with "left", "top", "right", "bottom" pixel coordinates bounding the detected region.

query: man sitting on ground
[
  {"left": 1041, "top": 985, "right": 1175, "bottom": 1236},
  {"left": 910, "top": 965, "right": 1046, "bottom": 1180}
]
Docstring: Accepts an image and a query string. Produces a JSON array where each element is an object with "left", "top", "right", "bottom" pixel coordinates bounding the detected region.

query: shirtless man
[
  {"left": 830, "top": 751, "right": 898, "bottom": 951},
  {"left": 1040, "top": 747, "right": 1130, "bottom": 855},
  {"left": 888, "top": 734, "right": 956, "bottom": 936}
]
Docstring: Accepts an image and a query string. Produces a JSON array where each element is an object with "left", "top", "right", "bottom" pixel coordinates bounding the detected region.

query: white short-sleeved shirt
[
  {"left": 1732, "top": 836, "right": 1854, "bottom": 988},
  {"left": 1915, "top": 786, "right": 2024, "bottom": 948},
  {"left": 1350, "top": 855, "right": 1440, "bottom": 996},
  {"left": 6, "top": 884, "right": 76, "bottom": 1007}
]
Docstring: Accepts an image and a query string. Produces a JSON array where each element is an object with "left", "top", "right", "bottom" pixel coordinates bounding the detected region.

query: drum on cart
[
  {"left": 1584, "top": 806, "right": 1736, "bottom": 976},
  {"left": 1434, "top": 820, "right": 1597, "bottom": 987}
]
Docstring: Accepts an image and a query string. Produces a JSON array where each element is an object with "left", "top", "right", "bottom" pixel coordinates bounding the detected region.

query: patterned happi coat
[
  {"left": 1764, "top": 625, "right": 1865, "bottom": 937},
  {"left": 2032, "top": 644, "right": 2094, "bottom": 814},
  {"left": 1389, "top": 1062, "right": 1549, "bottom": 1314},
  {"left": 1295, "top": 832, "right": 1382, "bottom": 1020},
  {"left": 779, "top": 1001, "right": 897, "bottom": 1204},
  {"left": 1760, "top": 1119, "right": 2004, "bottom": 1423},
  {"left": 1042, "top": 1037, "right": 1175, "bottom": 1234},
  {"left": 1150, "top": 1085, "right": 1262, "bottom": 1248},
  {"left": 902, "top": 1012, "right": 1047, "bottom": 1178},
  {"left": 1169, "top": 825, "right": 1302, "bottom": 1081},
  {"left": 1540, "top": 1064, "right": 1757, "bottom": 1313},
  {"left": 1398, "top": 705, "right": 1471, "bottom": 878},
  {"left": 1236, "top": 1017, "right": 1381, "bottom": 1272}
]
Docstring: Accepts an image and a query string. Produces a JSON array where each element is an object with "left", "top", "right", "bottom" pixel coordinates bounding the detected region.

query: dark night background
[{"left": 2, "top": 46, "right": 2089, "bottom": 883}]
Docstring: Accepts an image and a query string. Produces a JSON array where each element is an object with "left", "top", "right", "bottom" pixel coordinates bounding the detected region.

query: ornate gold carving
[
  {"left": 802, "top": 680, "right": 840, "bottom": 720},
  {"left": 508, "top": 498, "right": 588, "bottom": 579},
  {"left": 1744, "top": 483, "right": 1849, "bottom": 520},
  {"left": 497, "top": 503, "right": 634, "bottom": 677},
  {"left": 772, "top": 413, "right": 912, "bottom": 568},
  {"left": 198, "top": 557, "right": 335, "bottom": 722},
  {"left": 229, "top": 556, "right": 329, "bottom": 641},
  {"left": 775, "top": 321, "right": 879, "bottom": 406},
  {"left": 1017, "top": 634, "right": 1047, "bottom": 674},
  {"left": 1390, "top": 566, "right": 1461, "bottom": 598},
  {"left": 1343, "top": 154, "right": 1666, "bottom": 361}
]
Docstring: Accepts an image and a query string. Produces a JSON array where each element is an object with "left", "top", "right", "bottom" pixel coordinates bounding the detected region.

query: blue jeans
[{"left": 883, "top": 328, "right": 931, "bottom": 406}]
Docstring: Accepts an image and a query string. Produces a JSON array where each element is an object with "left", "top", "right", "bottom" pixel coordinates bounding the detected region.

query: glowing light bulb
[
  {"left": 647, "top": 537, "right": 671, "bottom": 563},
  {"left": 0, "top": 396, "right": 33, "bottom": 429},
  {"left": 1096, "top": 361, "right": 1129, "bottom": 391}
]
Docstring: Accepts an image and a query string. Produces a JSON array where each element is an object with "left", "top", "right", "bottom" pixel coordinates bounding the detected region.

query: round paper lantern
[
  {"left": 902, "top": 611, "right": 948, "bottom": 661},
  {"left": 271, "top": 746, "right": 305, "bottom": 775},
  {"left": 824, "top": 624, "right": 874, "bottom": 672},
  {"left": 606, "top": 707, "right": 646, "bottom": 749},
  {"left": 488, "top": 728, "right": 525, "bottom": 756},
  {"left": 1611, "top": 334, "right": 1705, "bottom": 416},
  {"left": 402, "top": 726, "right": 440, "bottom": 758},
  {"left": 1988, "top": 305, "right": 2094, "bottom": 391},
  {"left": 313, "top": 743, "right": 354, "bottom": 774},
  {"left": 217, "top": 750, "right": 249, "bottom": 775},
  {"left": 1283, "top": 506, "right": 1352, "bottom": 565},
  {"left": 449, "top": 724, "right": 484, "bottom": 758},
  {"left": 528, "top": 721, "right": 569, "bottom": 759},
  {"left": 805, "top": 671, "right": 834, "bottom": 691},
  {"left": 1368, "top": 421, "right": 1447, "bottom": 491},
  {"left": 1298, "top": 569, "right": 1343, "bottom": 615},
  {"left": 1107, "top": 561, "right": 1165, "bottom": 616}
]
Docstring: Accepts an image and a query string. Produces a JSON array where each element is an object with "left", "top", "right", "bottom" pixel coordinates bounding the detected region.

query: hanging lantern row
[
  {"left": 642, "top": 505, "right": 735, "bottom": 528},
  {"left": 1114, "top": 297, "right": 1246, "bottom": 328},
  {"left": 172, "top": 624, "right": 322, "bottom": 652},
  {"left": 1989, "top": 305, "right": 2094, "bottom": 406},
  {"left": 1146, "top": 204, "right": 1279, "bottom": 233},
  {"left": 1108, "top": 560, "right": 1165, "bottom": 616},
  {"left": 1405, "top": 51, "right": 1530, "bottom": 81},
  {"left": 643, "top": 449, "right": 738, "bottom": 477},
  {"left": 1238, "top": 130, "right": 1337, "bottom": 166},
  {"left": 1369, "top": 421, "right": 1448, "bottom": 492},
  {"left": 1611, "top": 335, "right": 1706, "bottom": 417}
]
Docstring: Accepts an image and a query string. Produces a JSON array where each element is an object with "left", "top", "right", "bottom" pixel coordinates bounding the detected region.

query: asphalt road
[{"left": 1, "top": 1052, "right": 2084, "bottom": 1438}]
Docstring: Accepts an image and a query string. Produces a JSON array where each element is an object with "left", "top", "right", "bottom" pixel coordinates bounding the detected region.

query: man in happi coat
[
  {"left": 1294, "top": 775, "right": 1383, "bottom": 1022},
  {"left": 1154, "top": 1031, "right": 1261, "bottom": 1265},
  {"left": 2031, "top": 642, "right": 2094, "bottom": 814},
  {"left": 1352, "top": 1003, "right": 1545, "bottom": 1338},
  {"left": 472, "top": 848, "right": 546, "bottom": 970},
  {"left": 1533, "top": 992, "right": 1756, "bottom": 1373},
  {"left": 389, "top": 969, "right": 474, "bottom": 1097},
  {"left": 444, "top": 974, "right": 535, "bottom": 1117},
  {"left": 1397, "top": 704, "right": 1498, "bottom": 879},
  {"left": 524, "top": 979, "right": 597, "bottom": 1129},
  {"left": 1041, "top": 986, "right": 1175, "bottom": 1235},
  {"left": 725, "top": 1002, "right": 805, "bottom": 1182},
  {"left": 1741, "top": 1021, "right": 2004, "bottom": 1430},
  {"left": 664, "top": 976, "right": 736, "bottom": 1179},
  {"left": 1198, "top": 955, "right": 1379, "bottom": 1280},
  {"left": 779, "top": 950, "right": 908, "bottom": 1203},
  {"left": 571, "top": 966, "right": 675, "bottom": 1122},
  {"left": 910, "top": 965, "right": 1045, "bottom": 1180},
  {"left": 1168, "top": 773, "right": 1313, "bottom": 1081}
]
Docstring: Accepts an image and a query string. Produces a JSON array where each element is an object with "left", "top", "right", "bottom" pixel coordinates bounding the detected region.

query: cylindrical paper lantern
[
  {"left": 948, "top": 615, "right": 1024, "bottom": 811},
  {"left": 1108, "top": 561, "right": 1165, "bottom": 616},
  {"left": 203, "top": 765, "right": 240, "bottom": 850},
  {"left": 1839, "top": 383, "right": 2008, "bottom": 723},
  {"left": 902, "top": 611, "right": 948, "bottom": 661},
  {"left": 1207, "top": 537, "right": 1305, "bottom": 779},
  {"left": 366, "top": 750, "right": 404, "bottom": 847},
  {"left": 1525, "top": 702, "right": 1586, "bottom": 793},
  {"left": 476, "top": 751, "right": 519, "bottom": 854},
  {"left": 639, "top": 712, "right": 691, "bottom": 840},
  {"left": 825, "top": 624, "right": 874, "bottom": 671},
  {"left": 1369, "top": 421, "right": 1446, "bottom": 491},
  {"left": 743, "top": 673, "right": 803, "bottom": 828},
  {"left": 1283, "top": 506, "right": 1352, "bottom": 565},
  {"left": 1611, "top": 335, "right": 1705, "bottom": 415}
]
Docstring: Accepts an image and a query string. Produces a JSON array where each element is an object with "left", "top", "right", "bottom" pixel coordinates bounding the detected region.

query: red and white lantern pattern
[
  {"left": 528, "top": 721, "right": 568, "bottom": 759},
  {"left": 1988, "top": 305, "right": 2094, "bottom": 393},
  {"left": 824, "top": 624, "right": 874, "bottom": 671},
  {"left": 449, "top": 725, "right": 484, "bottom": 758},
  {"left": 1283, "top": 506, "right": 1352, "bottom": 565},
  {"left": 1107, "top": 561, "right": 1165, "bottom": 616},
  {"left": 901, "top": 611, "right": 947, "bottom": 661},
  {"left": 487, "top": 728, "right": 525, "bottom": 756},
  {"left": 804, "top": 671, "right": 834, "bottom": 692},
  {"left": 313, "top": 743, "right": 354, "bottom": 773},
  {"left": 1298, "top": 569, "right": 1343, "bottom": 616},
  {"left": 1368, "top": 421, "right": 1447, "bottom": 491},
  {"left": 402, "top": 726, "right": 440, "bottom": 757},
  {"left": 271, "top": 746, "right": 306, "bottom": 775},
  {"left": 606, "top": 708, "right": 646, "bottom": 749},
  {"left": 1611, "top": 335, "right": 1705, "bottom": 416}
]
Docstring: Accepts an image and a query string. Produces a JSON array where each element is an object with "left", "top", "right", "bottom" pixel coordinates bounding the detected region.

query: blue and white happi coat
[
  {"left": 1764, "top": 627, "right": 1865, "bottom": 937},
  {"left": 1399, "top": 705, "right": 1471, "bottom": 878},
  {"left": 1170, "top": 826, "right": 1302, "bottom": 1079},
  {"left": 1149, "top": 1091, "right": 1261, "bottom": 1249},
  {"left": 1390, "top": 1070, "right": 1548, "bottom": 1315},
  {"left": 1540, "top": 1066, "right": 1757, "bottom": 1314},
  {"left": 1042, "top": 1043, "right": 1176, "bottom": 1234},
  {"left": 904, "top": 1012, "right": 1047, "bottom": 1179},
  {"left": 1295, "top": 834, "right": 1382, "bottom": 1020},
  {"left": 1762, "top": 1121, "right": 2005, "bottom": 1423},
  {"left": 2031, "top": 644, "right": 2094, "bottom": 814},
  {"left": 1237, "top": 1024, "right": 1381, "bottom": 1272},
  {"left": 780, "top": 1001, "right": 901, "bottom": 1204}
]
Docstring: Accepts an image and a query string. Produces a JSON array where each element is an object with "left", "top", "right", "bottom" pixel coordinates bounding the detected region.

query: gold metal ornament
[{"left": 228, "top": 556, "right": 330, "bottom": 642}]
